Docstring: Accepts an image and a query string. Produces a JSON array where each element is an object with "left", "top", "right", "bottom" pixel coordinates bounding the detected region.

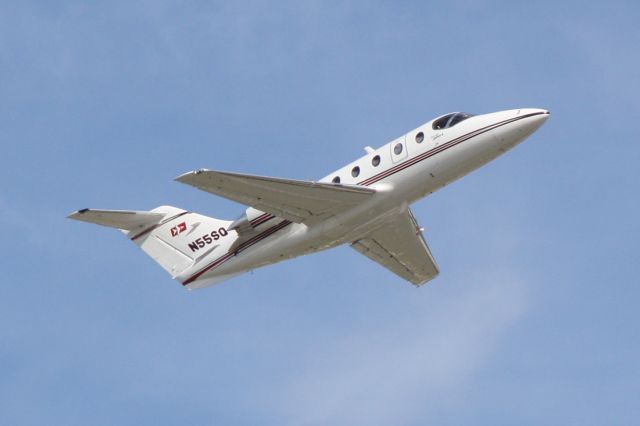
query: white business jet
[{"left": 69, "top": 108, "right": 549, "bottom": 289}]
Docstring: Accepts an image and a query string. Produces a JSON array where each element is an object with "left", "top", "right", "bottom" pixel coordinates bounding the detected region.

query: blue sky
[{"left": 2, "top": 1, "right": 639, "bottom": 424}]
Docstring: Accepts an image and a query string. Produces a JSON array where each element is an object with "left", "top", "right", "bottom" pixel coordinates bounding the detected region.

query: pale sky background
[{"left": 2, "top": 1, "right": 639, "bottom": 425}]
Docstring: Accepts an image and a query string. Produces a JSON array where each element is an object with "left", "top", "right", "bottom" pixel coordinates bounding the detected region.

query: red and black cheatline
[{"left": 250, "top": 212, "right": 274, "bottom": 228}]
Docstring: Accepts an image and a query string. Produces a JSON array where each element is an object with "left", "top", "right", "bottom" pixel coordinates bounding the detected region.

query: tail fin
[{"left": 68, "top": 205, "right": 234, "bottom": 279}]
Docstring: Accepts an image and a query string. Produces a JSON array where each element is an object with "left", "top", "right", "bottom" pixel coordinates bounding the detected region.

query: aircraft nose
[
  {"left": 492, "top": 108, "right": 550, "bottom": 148},
  {"left": 516, "top": 108, "right": 550, "bottom": 137},
  {"left": 520, "top": 109, "right": 550, "bottom": 135}
]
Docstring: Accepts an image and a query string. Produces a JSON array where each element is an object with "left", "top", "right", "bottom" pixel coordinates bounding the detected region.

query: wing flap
[
  {"left": 175, "top": 169, "right": 375, "bottom": 223},
  {"left": 351, "top": 208, "right": 439, "bottom": 286}
]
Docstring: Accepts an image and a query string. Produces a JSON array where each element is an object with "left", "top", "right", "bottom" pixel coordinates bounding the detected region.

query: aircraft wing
[
  {"left": 351, "top": 208, "right": 439, "bottom": 286},
  {"left": 175, "top": 169, "right": 376, "bottom": 223}
]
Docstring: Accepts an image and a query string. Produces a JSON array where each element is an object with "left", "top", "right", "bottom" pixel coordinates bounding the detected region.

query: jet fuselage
[{"left": 179, "top": 108, "right": 549, "bottom": 288}]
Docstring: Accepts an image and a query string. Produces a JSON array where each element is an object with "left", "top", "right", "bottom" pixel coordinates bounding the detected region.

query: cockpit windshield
[{"left": 432, "top": 112, "right": 474, "bottom": 130}]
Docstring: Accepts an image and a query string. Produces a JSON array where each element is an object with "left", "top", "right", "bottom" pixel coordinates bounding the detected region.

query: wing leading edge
[
  {"left": 175, "top": 169, "right": 376, "bottom": 223},
  {"left": 351, "top": 208, "right": 439, "bottom": 286}
]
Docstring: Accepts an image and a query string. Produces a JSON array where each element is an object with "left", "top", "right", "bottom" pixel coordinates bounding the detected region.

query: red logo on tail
[{"left": 170, "top": 222, "right": 187, "bottom": 237}]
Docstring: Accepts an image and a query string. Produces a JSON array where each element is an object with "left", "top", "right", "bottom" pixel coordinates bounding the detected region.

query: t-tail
[{"left": 68, "top": 205, "right": 239, "bottom": 289}]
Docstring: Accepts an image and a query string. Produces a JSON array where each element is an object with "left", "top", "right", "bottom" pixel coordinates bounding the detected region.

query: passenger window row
[{"left": 331, "top": 131, "right": 426, "bottom": 184}]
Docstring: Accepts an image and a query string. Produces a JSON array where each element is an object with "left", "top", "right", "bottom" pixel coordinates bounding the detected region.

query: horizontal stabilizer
[
  {"left": 67, "top": 209, "right": 165, "bottom": 231},
  {"left": 175, "top": 169, "right": 375, "bottom": 223}
]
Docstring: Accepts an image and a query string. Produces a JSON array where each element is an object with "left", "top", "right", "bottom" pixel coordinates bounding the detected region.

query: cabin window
[
  {"left": 415, "top": 132, "right": 424, "bottom": 143},
  {"left": 332, "top": 176, "right": 340, "bottom": 183},
  {"left": 394, "top": 143, "right": 403, "bottom": 155},
  {"left": 432, "top": 112, "right": 474, "bottom": 130},
  {"left": 432, "top": 114, "right": 452, "bottom": 130},
  {"left": 449, "top": 113, "right": 472, "bottom": 127},
  {"left": 351, "top": 166, "right": 360, "bottom": 177},
  {"left": 371, "top": 155, "right": 380, "bottom": 167}
]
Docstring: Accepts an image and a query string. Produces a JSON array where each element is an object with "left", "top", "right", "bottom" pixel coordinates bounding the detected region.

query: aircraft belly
[
  {"left": 218, "top": 202, "right": 400, "bottom": 277},
  {"left": 206, "top": 222, "right": 316, "bottom": 276}
]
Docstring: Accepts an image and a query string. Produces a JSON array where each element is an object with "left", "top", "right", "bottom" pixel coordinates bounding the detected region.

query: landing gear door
[{"left": 390, "top": 135, "right": 408, "bottom": 164}]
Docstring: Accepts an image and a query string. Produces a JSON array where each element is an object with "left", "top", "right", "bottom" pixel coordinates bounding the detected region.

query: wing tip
[
  {"left": 174, "top": 169, "right": 211, "bottom": 183},
  {"left": 411, "top": 271, "right": 440, "bottom": 287},
  {"left": 67, "top": 208, "right": 90, "bottom": 220}
]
